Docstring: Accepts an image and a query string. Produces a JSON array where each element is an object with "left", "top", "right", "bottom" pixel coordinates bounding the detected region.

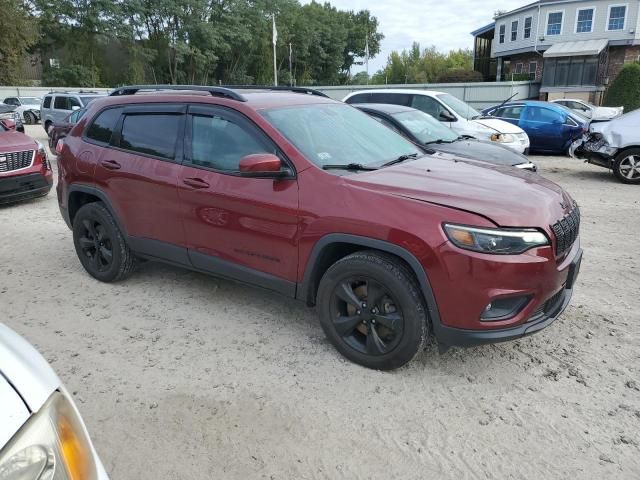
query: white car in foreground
[
  {"left": 0, "top": 323, "right": 109, "bottom": 479},
  {"left": 551, "top": 99, "right": 623, "bottom": 122},
  {"left": 343, "top": 89, "right": 530, "bottom": 154}
]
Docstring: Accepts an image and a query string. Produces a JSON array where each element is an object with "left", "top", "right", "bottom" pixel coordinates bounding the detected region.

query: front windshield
[
  {"left": 20, "top": 97, "right": 40, "bottom": 104},
  {"left": 437, "top": 93, "right": 481, "bottom": 120},
  {"left": 393, "top": 110, "right": 459, "bottom": 143},
  {"left": 261, "top": 104, "right": 421, "bottom": 168}
]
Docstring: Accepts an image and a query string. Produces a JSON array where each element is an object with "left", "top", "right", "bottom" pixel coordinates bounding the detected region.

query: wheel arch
[
  {"left": 67, "top": 185, "right": 127, "bottom": 234},
  {"left": 298, "top": 234, "right": 442, "bottom": 329}
]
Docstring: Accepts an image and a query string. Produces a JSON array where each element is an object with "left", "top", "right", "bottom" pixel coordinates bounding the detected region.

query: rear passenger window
[
  {"left": 86, "top": 108, "right": 122, "bottom": 144},
  {"left": 370, "top": 93, "right": 410, "bottom": 106},
  {"left": 43, "top": 96, "right": 51, "bottom": 108},
  {"left": 54, "top": 97, "right": 70, "bottom": 110},
  {"left": 119, "top": 114, "right": 181, "bottom": 160},
  {"left": 190, "top": 114, "right": 269, "bottom": 171},
  {"left": 345, "top": 93, "right": 371, "bottom": 104}
]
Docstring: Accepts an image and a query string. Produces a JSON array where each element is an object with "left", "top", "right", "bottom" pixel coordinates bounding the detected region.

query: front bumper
[
  {"left": 430, "top": 241, "right": 583, "bottom": 349},
  {"left": 0, "top": 172, "right": 53, "bottom": 204}
]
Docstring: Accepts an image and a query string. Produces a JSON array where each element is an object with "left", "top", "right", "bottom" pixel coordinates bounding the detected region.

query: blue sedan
[{"left": 481, "top": 101, "right": 588, "bottom": 154}]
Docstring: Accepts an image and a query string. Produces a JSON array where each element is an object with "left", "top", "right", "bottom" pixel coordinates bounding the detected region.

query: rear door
[
  {"left": 177, "top": 104, "right": 299, "bottom": 295},
  {"left": 90, "top": 104, "right": 187, "bottom": 262}
]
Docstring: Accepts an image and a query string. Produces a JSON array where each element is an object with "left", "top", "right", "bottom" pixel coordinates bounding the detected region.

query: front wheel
[
  {"left": 23, "top": 111, "right": 36, "bottom": 125},
  {"left": 613, "top": 149, "right": 640, "bottom": 184},
  {"left": 317, "top": 251, "right": 428, "bottom": 370}
]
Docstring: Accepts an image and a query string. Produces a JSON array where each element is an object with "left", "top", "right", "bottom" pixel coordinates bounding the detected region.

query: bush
[
  {"left": 604, "top": 62, "right": 640, "bottom": 112},
  {"left": 42, "top": 65, "right": 101, "bottom": 87},
  {"left": 435, "top": 69, "right": 483, "bottom": 83}
]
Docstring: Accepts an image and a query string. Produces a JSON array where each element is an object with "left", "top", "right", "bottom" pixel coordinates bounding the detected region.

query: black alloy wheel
[
  {"left": 77, "top": 219, "right": 114, "bottom": 273},
  {"left": 330, "top": 277, "right": 404, "bottom": 356}
]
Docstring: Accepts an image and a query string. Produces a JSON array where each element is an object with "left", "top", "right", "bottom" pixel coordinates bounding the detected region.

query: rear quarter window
[
  {"left": 85, "top": 107, "right": 123, "bottom": 144},
  {"left": 370, "top": 93, "right": 410, "bottom": 106},
  {"left": 43, "top": 96, "right": 52, "bottom": 108}
]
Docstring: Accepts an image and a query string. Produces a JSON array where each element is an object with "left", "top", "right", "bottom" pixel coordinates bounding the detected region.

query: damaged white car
[{"left": 570, "top": 108, "right": 640, "bottom": 184}]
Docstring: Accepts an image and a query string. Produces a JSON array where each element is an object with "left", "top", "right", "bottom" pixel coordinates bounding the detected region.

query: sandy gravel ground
[{"left": 1, "top": 125, "right": 639, "bottom": 479}]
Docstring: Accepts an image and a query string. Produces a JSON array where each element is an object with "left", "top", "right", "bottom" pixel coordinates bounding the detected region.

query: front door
[
  {"left": 520, "top": 106, "right": 565, "bottom": 151},
  {"left": 177, "top": 105, "right": 299, "bottom": 296}
]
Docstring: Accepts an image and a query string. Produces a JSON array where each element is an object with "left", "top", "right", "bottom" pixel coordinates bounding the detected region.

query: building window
[
  {"left": 529, "top": 61, "right": 537, "bottom": 80},
  {"left": 608, "top": 5, "right": 626, "bottom": 31},
  {"left": 499, "top": 24, "right": 506, "bottom": 43},
  {"left": 524, "top": 17, "right": 532, "bottom": 38},
  {"left": 515, "top": 63, "right": 524, "bottom": 74},
  {"left": 547, "top": 11, "right": 563, "bottom": 35},
  {"left": 576, "top": 8, "right": 594, "bottom": 33},
  {"left": 542, "top": 56, "right": 599, "bottom": 87},
  {"left": 511, "top": 21, "right": 519, "bottom": 41}
]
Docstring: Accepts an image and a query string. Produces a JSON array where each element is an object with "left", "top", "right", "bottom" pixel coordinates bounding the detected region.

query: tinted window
[
  {"left": 4, "top": 98, "right": 18, "bottom": 106},
  {"left": 345, "top": 93, "right": 371, "bottom": 104},
  {"left": 54, "top": 96, "right": 70, "bottom": 110},
  {"left": 69, "top": 97, "right": 81, "bottom": 109},
  {"left": 43, "top": 96, "right": 52, "bottom": 108},
  {"left": 119, "top": 114, "right": 181, "bottom": 160},
  {"left": 190, "top": 114, "right": 269, "bottom": 171},
  {"left": 86, "top": 108, "right": 123, "bottom": 144},
  {"left": 369, "top": 93, "right": 410, "bottom": 106}
]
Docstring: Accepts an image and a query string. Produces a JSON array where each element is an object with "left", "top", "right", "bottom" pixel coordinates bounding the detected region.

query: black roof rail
[
  {"left": 223, "top": 85, "right": 330, "bottom": 98},
  {"left": 109, "top": 85, "right": 247, "bottom": 102}
]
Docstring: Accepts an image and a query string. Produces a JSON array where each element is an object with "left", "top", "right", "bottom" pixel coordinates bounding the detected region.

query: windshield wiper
[
  {"left": 424, "top": 139, "right": 451, "bottom": 145},
  {"left": 322, "top": 163, "right": 379, "bottom": 171},
  {"left": 380, "top": 153, "right": 420, "bottom": 168}
]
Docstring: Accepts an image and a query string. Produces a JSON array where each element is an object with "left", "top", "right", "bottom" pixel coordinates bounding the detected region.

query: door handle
[
  {"left": 100, "top": 159, "right": 121, "bottom": 170},
  {"left": 183, "top": 177, "right": 210, "bottom": 189}
]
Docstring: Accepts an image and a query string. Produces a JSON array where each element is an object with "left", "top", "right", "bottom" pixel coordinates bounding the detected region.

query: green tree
[
  {"left": 604, "top": 62, "right": 640, "bottom": 112},
  {"left": 0, "top": 0, "right": 37, "bottom": 84}
]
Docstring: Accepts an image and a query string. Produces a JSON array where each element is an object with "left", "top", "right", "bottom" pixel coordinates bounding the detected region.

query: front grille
[
  {"left": 0, "top": 150, "right": 34, "bottom": 173},
  {"left": 551, "top": 204, "right": 580, "bottom": 256}
]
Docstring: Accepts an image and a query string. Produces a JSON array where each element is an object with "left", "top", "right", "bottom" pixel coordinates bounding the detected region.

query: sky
[{"left": 301, "top": 0, "right": 530, "bottom": 72}]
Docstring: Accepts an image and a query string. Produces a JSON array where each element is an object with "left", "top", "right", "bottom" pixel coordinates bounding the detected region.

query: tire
[
  {"left": 613, "top": 149, "right": 640, "bottom": 184},
  {"left": 23, "top": 111, "right": 36, "bottom": 125},
  {"left": 72, "top": 202, "right": 136, "bottom": 282},
  {"left": 317, "top": 250, "right": 428, "bottom": 370}
]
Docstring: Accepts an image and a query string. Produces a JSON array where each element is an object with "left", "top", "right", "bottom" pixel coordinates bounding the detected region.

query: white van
[{"left": 343, "top": 89, "right": 530, "bottom": 154}]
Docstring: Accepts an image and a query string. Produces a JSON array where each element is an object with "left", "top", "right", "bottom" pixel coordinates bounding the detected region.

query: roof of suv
[
  {"left": 345, "top": 89, "right": 447, "bottom": 98},
  {"left": 88, "top": 89, "right": 337, "bottom": 111}
]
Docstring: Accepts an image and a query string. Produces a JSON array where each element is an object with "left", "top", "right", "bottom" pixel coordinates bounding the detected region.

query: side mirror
[
  {"left": 239, "top": 153, "right": 289, "bottom": 178},
  {"left": 439, "top": 110, "right": 456, "bottom": 122},
  {"left": 71, "top": 106, "right": 80, "bottom": 111}
]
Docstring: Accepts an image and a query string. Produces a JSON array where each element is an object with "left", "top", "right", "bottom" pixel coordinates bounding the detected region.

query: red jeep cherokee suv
[
  {"left": 0, "top": 120, "right": 52, "bottom": 204},
  {"left": 56, "top": 85, "right": 582, "bottom": 370}
]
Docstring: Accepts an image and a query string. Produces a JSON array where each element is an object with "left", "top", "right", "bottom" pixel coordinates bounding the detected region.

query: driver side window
[
  {"left": 190, "top": 114, "right": 272, "bottom": 172},
  {"left": 410, "top": 95, "right": 446, "bottom": 119}
]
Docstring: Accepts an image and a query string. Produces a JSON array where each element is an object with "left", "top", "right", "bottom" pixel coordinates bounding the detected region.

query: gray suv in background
[{"left": 41, "top": 91, "right": 106, "bottom": 132}]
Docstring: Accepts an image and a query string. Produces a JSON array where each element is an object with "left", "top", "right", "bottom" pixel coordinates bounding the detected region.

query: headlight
[
  {"left": 490, "top": 133, "right": 515, "bottom": 143},
  {"left": 0, "top": 392, "right": 98, "bottom": 480},
  {"left": 443, "top": 224, "right": 549, "bottom": 254}
]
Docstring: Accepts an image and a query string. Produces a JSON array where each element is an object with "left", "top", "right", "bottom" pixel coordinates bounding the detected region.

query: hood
[
  {"left": 473, "top": 118, "right": 524, "bottom": 134},
  {"left": 0, "top": 323, "right": 60, "bottom": 414},
  {"left": 592, "top": 106, "right": 623, "bottom": 120},
  {"left": 431, "top": 139, "right": 528, "bottom": 166},
  {"left": 590, "top": 109, "right": 640, "bottom": 148},
  {"left": 0, "top": 373, "right": 30, "bottom": 447},
  {"left": 349, "top": 155, "right": 572, "bottom": 228},
  {"left": 0, "top": 130, "right": 38, "bottom": 152}
]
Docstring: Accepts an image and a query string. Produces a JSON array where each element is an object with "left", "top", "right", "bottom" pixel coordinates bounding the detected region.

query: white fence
[
  {"left": 0, "top": 81, "right": 540, "bottom": 110},
  {"left": 315, "top": 81, "right": 541, "bottom": 109}
]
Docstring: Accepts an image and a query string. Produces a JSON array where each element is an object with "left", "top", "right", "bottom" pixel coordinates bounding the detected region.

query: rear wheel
[
  {"left": 317, "top": 251, "right": 428, "bottom": 370},
  {"left": 613, "top": 149, "right": 640, "bottom": 184},
  {"left": 72, "top": 202, "right": 136, "bottom": 282}
]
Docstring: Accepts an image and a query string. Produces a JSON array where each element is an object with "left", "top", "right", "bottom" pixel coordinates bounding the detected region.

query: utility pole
[
  {"left": 289, "top": 43, "right": 293, "bottom": 87},
  {"left": 365, "top": 36, "right": 370, "bottom": 85},
  {"left": 272, "top": 15, "right": 278, "bottom": 86}
]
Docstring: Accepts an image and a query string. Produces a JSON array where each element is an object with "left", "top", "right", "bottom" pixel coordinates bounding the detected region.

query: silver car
[
  {"left": 41, "top": 92, "right": 106, "bottom": 133},
  {"left": 552, "top": 99, "right": 623, "bottom": 122},
  {"left": 2, "top": 97, "right": 42, "bottom": 125},
  {"left": 0, "top": 323, "right": 109, "bottom": 479},
  {"left": 570, "top": 108, "right": 640, "bottom": 184}
]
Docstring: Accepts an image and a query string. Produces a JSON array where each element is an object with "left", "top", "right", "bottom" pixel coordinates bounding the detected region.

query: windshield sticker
[{"left": 318, "top": 152, "right": 332, "bottom": 160}]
